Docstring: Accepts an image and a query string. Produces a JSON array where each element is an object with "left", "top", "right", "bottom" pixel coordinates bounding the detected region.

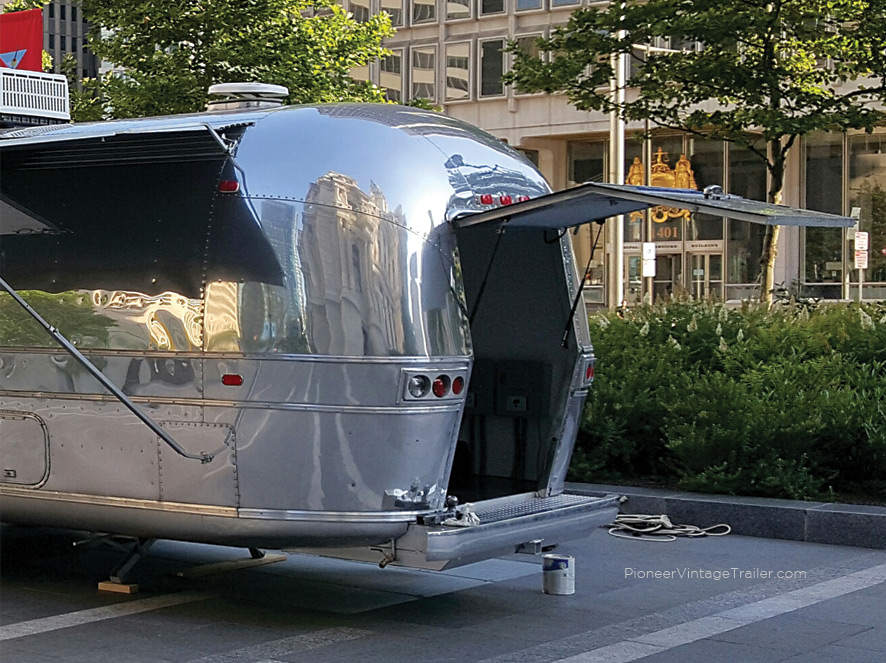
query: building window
[
  {"left": 411, "top": 46, "right": 436, "bottom": 101},
  {"left": 849, "top": 131, "right": 886, "bottom": 285},
  {"left": 71, "top": 36, "right": 78, "bottom": 52},
  {"left": 515, "top": 35, "right": 542, "bottom": 59},
  {"left": 381, "top": 0, "right": 404, "bottom": 27},
  {"left": 445, "top": 42, "right": 470, "bottom": 100},
  {"left": 551, "top": 0, "right": 578, "bottom": 6},
  {"left": 803, "top": 133, "right": 844, "bottom": 285},
  {"left": 446, "top": 0, "right": 471, "bottom": 20},
  {"left": 516, "top": 0, "right": 542, "bottom": 9},
  {"left": 71, "top": 5, "right": 77, "bottom": 22},
  {"left": 517, "top": 148, "right": 539, "bottom": 166},
  {"left": 568, "top": 140, "right": 605, "bottom": 184},
  {"left": 412, "top": 0, "right": 436, "bottom": 24},
  {"left": 726, "top": 140, "right": 767, "bottom": 286},
  {"left": 480, "top": 0, "right": 504, "bottom": 15},
  {"left": 60, "top": 35, "right": 66, "bottom": 51},
  {"left": 49, "top": 3, "right": 55, "bottom": 18},
  {"left": 49, "top": 34, "right": 55, "bottom": 49},
  {"left": 687, "top": 137, "right": 725, "bottom": 241},
  {"left": 479, "top": 39, "right": 505, "bottom": 97},
  {"left": 513, "top": 34, "right": 542, "bottom": 96},
  {"left": 380, "top": 49, "right": 403, "bottom": 102},
  {"left": 60, "top": 3, "right": 66, "bottom": 20},
  {"left": 347, "top": 0, "right": 371, "bottom": 22}
]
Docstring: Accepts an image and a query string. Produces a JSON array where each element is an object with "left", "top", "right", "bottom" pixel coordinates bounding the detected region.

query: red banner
[{"left": 0, "top": 8, "right": 44, "bottom": 72}]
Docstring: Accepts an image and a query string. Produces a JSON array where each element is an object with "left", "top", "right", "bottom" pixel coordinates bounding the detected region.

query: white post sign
[
  {"left": 854, "top": 231, "right": 868, "bottom": 300},
  {"left": 854, "top": 250, "right": 868, "bottom": 270},
  {"left": 854, "top": 232, "right": 869, "bottom": 270},
  {"left": 641, "top": 242, "right": 656, "bottom": 278}
]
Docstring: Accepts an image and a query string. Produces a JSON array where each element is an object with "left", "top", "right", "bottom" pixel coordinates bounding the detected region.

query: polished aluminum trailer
[{"left": 0, "top": 103, "right": 853, "bottom": 574}]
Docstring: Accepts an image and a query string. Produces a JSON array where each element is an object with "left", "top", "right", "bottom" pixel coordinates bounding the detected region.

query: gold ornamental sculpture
[{"left": 627, "top": 148, "right": 697, "bottom": 224}]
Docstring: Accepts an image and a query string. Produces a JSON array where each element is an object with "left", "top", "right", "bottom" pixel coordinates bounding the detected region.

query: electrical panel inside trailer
[{"left": 493, "top": 361, "right": 551, "bottom": 418}]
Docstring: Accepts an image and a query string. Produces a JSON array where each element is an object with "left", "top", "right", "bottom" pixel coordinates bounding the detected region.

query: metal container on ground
[{"left": 542, "top": 553, "right": 575, "bottom": 595}]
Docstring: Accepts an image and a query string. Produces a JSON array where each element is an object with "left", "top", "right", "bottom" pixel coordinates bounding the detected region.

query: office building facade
[{"left": 349, "top": 0, "right": 886, "bottom": 303}]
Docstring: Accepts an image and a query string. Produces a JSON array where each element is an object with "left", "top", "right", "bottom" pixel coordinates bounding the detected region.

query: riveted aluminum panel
[
  {"left": 157, "top": 422, "right": 238, "bottom": 507},
  {"left": 0, "top": 352, "right": 204, "bottom": 400},
  {"left": 36, "top": 400, "right": 162, "bottom": 500},
  {"left": 229, "top": 405, "right": 461, "bottom": 513}
]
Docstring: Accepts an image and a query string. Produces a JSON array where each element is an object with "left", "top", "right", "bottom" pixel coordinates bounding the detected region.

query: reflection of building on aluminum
[
  {"left": 301, "top": 171, "right": 407, "bottom": 356},
  {"left": 84, "top": 289, "right": 204, "bottom": 351},
  {"left": 259, "top": 200, "right": 309, "bottom": 351},
  {"left": 204, "top": 282, "right": 241, "bottom": 352}
]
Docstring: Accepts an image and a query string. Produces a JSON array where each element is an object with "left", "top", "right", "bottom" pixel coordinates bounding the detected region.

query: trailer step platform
[
  {"left": 418, "top": 491, "right": 619, "bottom": 568},
  {"left": 288, "top": 491, "right": 619, "bottom": 571}
]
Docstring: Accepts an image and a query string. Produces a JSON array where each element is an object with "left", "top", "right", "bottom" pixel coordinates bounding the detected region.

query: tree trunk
[
  {"left": 759, "top": 224, "right": 780, "bottom": 306},
  {"left": 759, "top": 141, "right": 786, "bottom": 307}
]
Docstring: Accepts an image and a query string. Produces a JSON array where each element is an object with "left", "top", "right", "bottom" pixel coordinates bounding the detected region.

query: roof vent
[{"left": 206, "top": 82, "right": 289, "bottom": 111}]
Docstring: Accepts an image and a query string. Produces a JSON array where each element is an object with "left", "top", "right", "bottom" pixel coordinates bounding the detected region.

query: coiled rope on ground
[{"left": 607, "top": 514, "right": 731, "bottom": 542}]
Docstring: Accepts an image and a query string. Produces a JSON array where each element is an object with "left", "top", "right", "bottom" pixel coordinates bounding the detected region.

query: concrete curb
[{"left": 566, "top": 482, "right": 886, "bottom": 550}]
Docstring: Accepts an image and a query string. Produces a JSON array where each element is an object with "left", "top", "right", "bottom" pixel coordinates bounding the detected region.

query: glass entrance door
[
  {"left": 626, "top": 255, "right": 642, "bottom": 304},
  {"left": 653, "top": 254, "right": 682, "bottom": 300},
  {"left": 689, "top": 253, "right": 723, "bottom": 299}
]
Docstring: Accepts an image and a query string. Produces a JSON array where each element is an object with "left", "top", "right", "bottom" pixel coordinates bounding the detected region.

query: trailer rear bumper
[
  {"left": 287, "top": 491, "right": 619, "bottom": 570},
  {"left": 419, "top": 492, "right": 619, "bottom": 565}
]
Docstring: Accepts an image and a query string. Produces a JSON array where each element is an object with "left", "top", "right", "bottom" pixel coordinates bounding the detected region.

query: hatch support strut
[{"left": 0, "top": 276, "right": 214, "bottom": 463}]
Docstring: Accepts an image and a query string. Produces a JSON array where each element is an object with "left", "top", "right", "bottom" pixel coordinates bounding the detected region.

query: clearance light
[
  {"left": 518, "top": 195, "right": 531, "bottom": 202},
  {"left": 432, "top": 375, "right": 451, "bottom": 398},
  {"left": 479, "top": 194, "right": 494, "bottom": 205},
  {"left": 586, "top": 364, "right": 595, "bottom": 382},
  {"left": 452, "top": 376, "right": 465, "bottom": 395},
  {"left": 221, "top": 374, "right": 244, "bottom": 386},
  {"left": 218, "top": 180, "right": 240, "bottom": 193},
  {"left": 499, "top": 195, "right": 513, "bottom": 206}
]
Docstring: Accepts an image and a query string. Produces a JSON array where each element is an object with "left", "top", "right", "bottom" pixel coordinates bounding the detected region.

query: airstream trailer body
[
  {"left": 0, "top": 102, "right": 855, "bottom": 573},
  {"left": 0, "top": 104, "right": 618, "bottom": 570}
]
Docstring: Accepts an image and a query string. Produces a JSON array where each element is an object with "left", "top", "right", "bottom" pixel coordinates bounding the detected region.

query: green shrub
[{"left": 573, "top": 299, "right": 886, "bottom": 501}]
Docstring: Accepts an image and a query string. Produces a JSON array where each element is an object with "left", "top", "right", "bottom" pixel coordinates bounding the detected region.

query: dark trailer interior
[{"left": 450, "top": 222, "right": 593, "bottom": 501}]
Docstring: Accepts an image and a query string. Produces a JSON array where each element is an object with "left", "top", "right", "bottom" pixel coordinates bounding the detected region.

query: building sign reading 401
[{"left": 627, "top": 148, "right": 696, "bottom": 241}]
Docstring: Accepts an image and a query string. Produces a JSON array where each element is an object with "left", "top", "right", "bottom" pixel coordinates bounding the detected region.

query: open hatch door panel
[{"left": 453, "top": 182, "right": 856, "bottom": 230}]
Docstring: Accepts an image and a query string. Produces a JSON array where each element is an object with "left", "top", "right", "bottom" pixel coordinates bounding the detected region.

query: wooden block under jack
[{"left": 98, "top": 580, "right": 139, "bottom": 594}]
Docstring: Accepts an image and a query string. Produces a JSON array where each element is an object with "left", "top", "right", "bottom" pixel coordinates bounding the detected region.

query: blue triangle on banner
[{"left": 0, "top": 49, "right": 27, "bottom": 69}]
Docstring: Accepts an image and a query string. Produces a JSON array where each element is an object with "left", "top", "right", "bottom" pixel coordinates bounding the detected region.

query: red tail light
[
  {"left": 479, "top": 194, "right": 494, "bottom": 205},
  {"left": 518, "top": 195, "right": 531, "bottom": 202},
  {"left": 432, "top": 375, "right": 450, "bottom": 398},
  {"left": 219, "top": 180, "right": 240, "bottom": 193},
  {"left": 221, "top": 374, "right": 243, "bottom": 386},
  {"left": 499, "top": 195, "right": 513, "bottom": 205},
  {"left": 451, "top": 376, "right": 464, "bottom": 395},
  {"left": 586, "top": 364, "right": 595, "bottom": 382}
]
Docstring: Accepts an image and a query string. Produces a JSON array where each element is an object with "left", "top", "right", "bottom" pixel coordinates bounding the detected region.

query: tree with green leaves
[
  {"left": 73, "top": 0, "right": 394, "bottom": 121},
  {"left": 508, "top": 0, "right": 886, "bottom": 304}
]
